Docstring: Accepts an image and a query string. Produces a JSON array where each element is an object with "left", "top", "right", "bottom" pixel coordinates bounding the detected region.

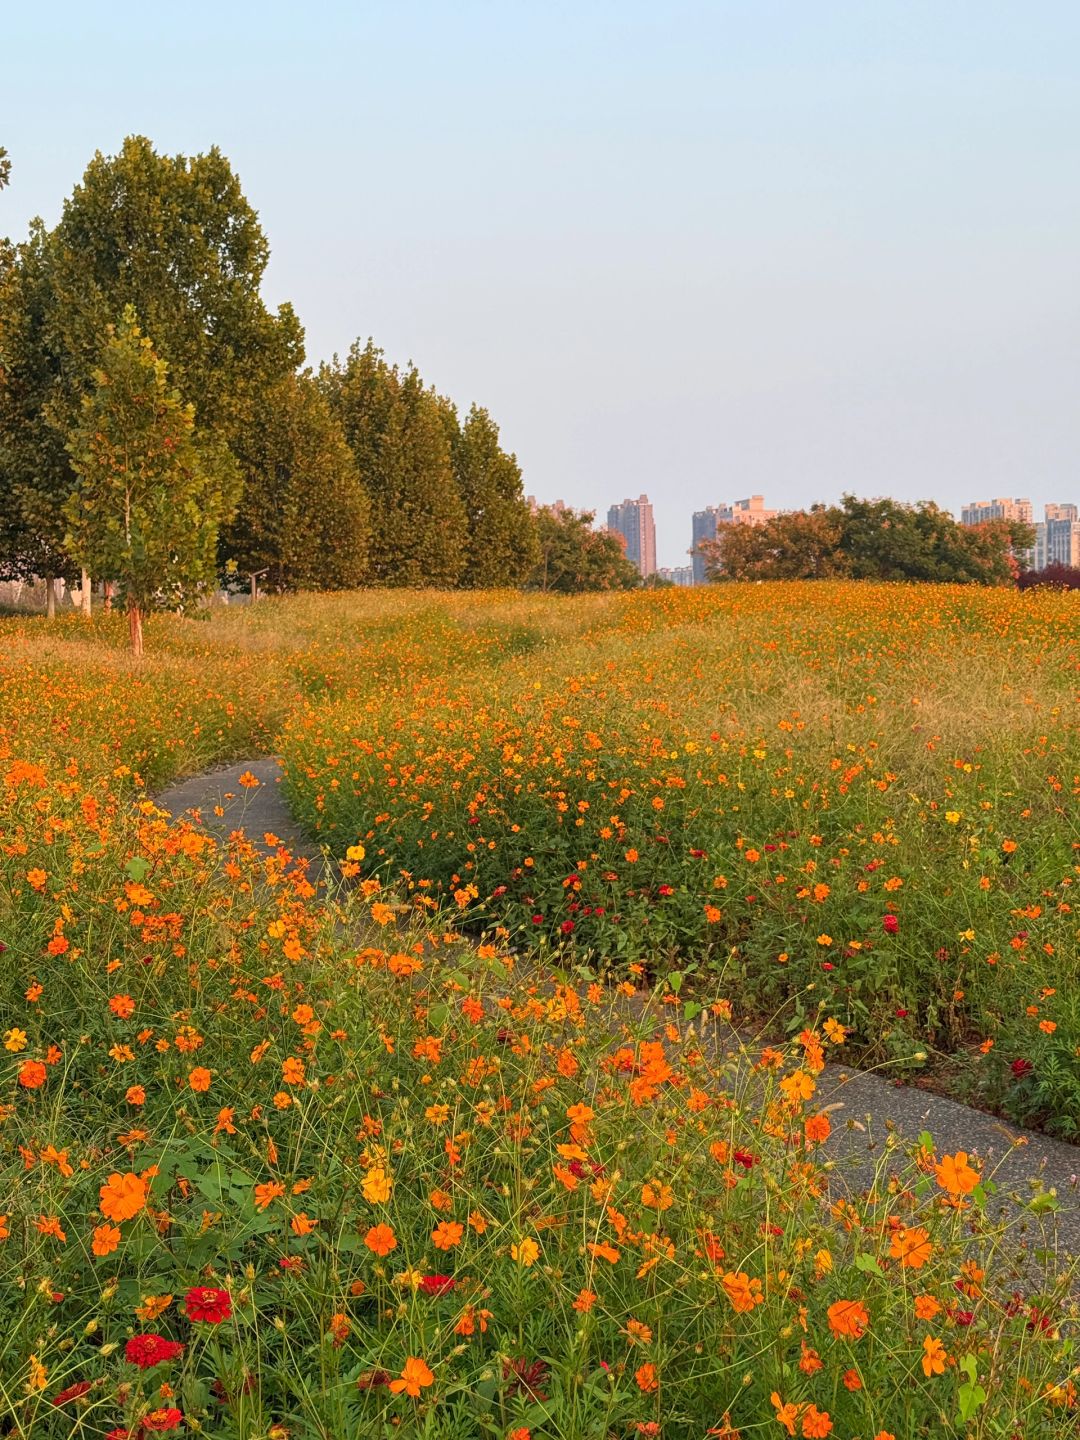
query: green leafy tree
[
  {"left": 322, "top": 342, "right": 467, "bottom": 587},
  {"left": 0, "top": 147, "right": 10, "bottom": 190},
  {"left": 703, "top": 497, "right": 1031, "bottom": 585},
  {"left": 63, "top": 308, "right": 240, "bottom": 655},
  {"left": 526, "top": 507, "right": 641, "bottom": 592},
  {"left": 222, "top": 372, "right": 370, "bottom": 593},
  {"left": 453, "top": 404, "right": 538, "bottom": 586},
  {"left": 0, "top": 136, "right": 301, "bottom": 602}
]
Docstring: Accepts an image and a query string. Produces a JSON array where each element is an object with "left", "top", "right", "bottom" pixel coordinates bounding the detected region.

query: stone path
[{"left": 157, "top": 758, "right": 1080, "bottom": 1260}]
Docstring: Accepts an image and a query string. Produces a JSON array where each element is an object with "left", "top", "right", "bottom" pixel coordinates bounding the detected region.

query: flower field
[{"left": 1, "top": 584, "right": 1079, "bottom": 1438}]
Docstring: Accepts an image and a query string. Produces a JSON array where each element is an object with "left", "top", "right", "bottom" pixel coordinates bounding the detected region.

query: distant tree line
[
  {"left": 1, "top": 136, "right": 606, "bottom": 650},
  {"left": 700, "top": 496, "right": 1032, "bottom": 587}
]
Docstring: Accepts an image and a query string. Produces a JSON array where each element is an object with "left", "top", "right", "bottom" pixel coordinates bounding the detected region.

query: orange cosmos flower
[
  {"left": 771, "top": 1393, "right": 799, "bottom": 1436},
  {"left": 99, "top": 1171, "right": 147, "bottom": 1222},
  {"left": 934, "top": 1150, "right": 980, "bottom": 1197},
  {"left": 365, "top": 1223, "right": 397, "bottom": 1256},
  {"left": 801, "top": 1405, "right": 833, "bottom": 1437},
  {"left": 18, "top": 1059, "right": 47, "bottom": 1089},
  {"left": 388, "top": 1356, "right": 434, "bottom": 1397},
  {"left": 827, "top": 1299, "right": 869, "bottom": 1339},
  {"left": 92, "top": 1222, "right": 121, "bottom": 1257},
  {"left": 890, "top": 1226, "right": 932, "bottom": 1268},
  {"left": 921, "top": 1335, "right": 947, "bottom": 1377},
  {"left": 722, "top": 1270, "right": 764, "bottom": 1313},
  {"left": 254, "top": 1181, "right": 285, "bottom": 1210},
  {"left": 188, "top": 1067, "right": 212, "bottom": 1092},
  {"left": 573, "top": 1288, "right": 596, "bottom": 1312},
  {"left": 635, "top": 1362, "right": 659, "bottom": 1392},
  {"left": 432, "top": 1221, "right": 463, "bottom": 1250}
]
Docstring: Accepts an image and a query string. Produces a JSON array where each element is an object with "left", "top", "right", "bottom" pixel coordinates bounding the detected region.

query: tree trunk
[
  {"left": 128, "top": 603, "right": 144, "bottom": 657},
  {"left": 80, "top": 568, "right": 92, "bottom": 617},
  {"left": 103, "top": 581, "right": 114, "bottom": 613},
  {"left": 45, "top": 574, "right": 56, "bottom": 618}
]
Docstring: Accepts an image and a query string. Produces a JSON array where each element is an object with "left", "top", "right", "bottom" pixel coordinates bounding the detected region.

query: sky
[{"left": 5, "top": 2, "right": 1079, "bottom": 568}]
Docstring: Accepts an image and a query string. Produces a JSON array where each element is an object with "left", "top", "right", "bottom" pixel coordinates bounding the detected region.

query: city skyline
[{"left": 589, "top": 491, "right": 1079, "bottom": 578}]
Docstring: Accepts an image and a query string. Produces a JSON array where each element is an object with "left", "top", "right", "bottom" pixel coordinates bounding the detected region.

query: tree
[
  {"left": 525, "top": 507, "right": 641, "bottom": 593},
  {"left": 63, "top": 308, "right": 240, "bottom": 655},
  {"left": 0, "top": 147, "right": 10, "bottom": 190},
  {"left": 452, "top": 405, "right": 538, "bottom": 586},
  {"left": 322, "top": 342, "right": 468, "bottom": 587},
  {"left": 701, "top": 507, "right": 849, "bottom": 581},
  {"left": 702, "top": 497, "right": 1031, "bottom": 586},
  {"left": 0, "top": 136, "right": 301, "bottom": 599},
  {"left": 222, "top": 371, "right": 370, "bottom": 593}
]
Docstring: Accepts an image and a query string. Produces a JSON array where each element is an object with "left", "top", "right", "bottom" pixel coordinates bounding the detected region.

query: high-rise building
[
  {"left": 960, "top": 498, "right": 1033, "bottom": 527},
  {"left": 690, "top": 508, "right": 721, "bottom": 584},
  {"left": 607, "top": 495, "right": 657, "bottom": 577},
  {"left": 1043, "top": 503, "right": 1080, "bottom": 569},
  {"left": 657, "top": 565, "right": 694, "bottom": 587},
  {"left": 691, "top": 496, "right": 776, "bottom": 582}
]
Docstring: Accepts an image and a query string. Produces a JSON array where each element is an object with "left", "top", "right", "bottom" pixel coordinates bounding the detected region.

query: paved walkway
[{"left": 157, "top": 758, "right": 1080, "bottom": 1259}]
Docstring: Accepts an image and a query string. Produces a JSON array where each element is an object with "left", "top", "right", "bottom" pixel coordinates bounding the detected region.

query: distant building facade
[
  {"left": 657, "top": 565, "right": 693, "bottom": 587},
  {"left": 960, "top": 497, "right": 1033, "bottom": 527},
  {"left": 1033, "top": 503, "right": 1080, "bottom": 570},
  {"left": 691, "top": 496, "right": 776, "bottom": 582},
  {"left": 607, "top": 494, "right": 657, "bottom": 577}
]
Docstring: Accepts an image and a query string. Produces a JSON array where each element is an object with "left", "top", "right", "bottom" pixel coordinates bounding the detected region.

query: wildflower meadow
[{"left": 2, "top": 582, "right": 1078, "bottom": 1438}]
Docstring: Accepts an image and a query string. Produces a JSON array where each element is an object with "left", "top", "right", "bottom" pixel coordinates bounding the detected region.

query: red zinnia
[
  {"left": 184, "top": 1286, "right": 231, "bottom": 1323},
  {"left": 142, "top": 1408, "right": 183, "bottom": 1432},
  {"left": 882, "top": 914, "right": 899, "bottom": 935},
  {"left": 419, "top": 1274, "right": 457, "bottom": 1296},
  {"left": 1011, "top": 1057, "right": 1033, "bottom": 1079},
  {"left": 125, "top": 1334, "right": 185, "bottom": 1368},
  {"left": 51, "top": 1380, "right": 93, "bottom": 1407}
]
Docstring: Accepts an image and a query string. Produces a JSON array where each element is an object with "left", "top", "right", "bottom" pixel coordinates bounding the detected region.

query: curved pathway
[{"left": 158, "top": 758, "right": 1080, "bottom": 1258}]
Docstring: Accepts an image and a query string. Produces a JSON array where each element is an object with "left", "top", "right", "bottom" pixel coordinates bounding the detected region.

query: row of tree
[
  {"left": 2, "top": 137, "right": 638, "bottom": 650},
  {"left": 699, "top": 496, "right": 1031, "bottom": 586}
]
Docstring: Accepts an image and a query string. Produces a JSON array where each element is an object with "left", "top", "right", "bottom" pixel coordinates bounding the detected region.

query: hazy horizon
[{"left": 5, "top": 1, "right": 1079, "bottom": 566}]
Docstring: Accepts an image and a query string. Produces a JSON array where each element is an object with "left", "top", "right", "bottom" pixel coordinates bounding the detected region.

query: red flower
[
  {"left": 142, "top": 1408, "right": 183, "bottom": 1432},
  {"left": 882, "top": 914, "right": 899, "bottom": 935},
  {"left": 895, "top": 1008, "right": 909, "bottom": 1018},
  {"left": 125, "top": 1334, "right": 184, "bottom": 1369},
  {"left": 419, "top": 1274, "right": 457, "bottom": 1296},
  {"left": 560, "top": 920, "right": 575, "bottom": 934},
  {"left": 1011, "top": 1057, "right": 1033, "bottom": 1079},
  {"left": 733, "top": 1150, "right": 757, "bottom": 1169},
  {"left": 185, "top": 1286, "right": 231, "bottom": 1323},
  {"left": 531, "top": 914, "right": 543, "bottom": 925},
  {"left": 657, "top": 884, "right": 674, "bottom": 897},
  {"left": 51, "top": 1380, "right": 93, "bottom": 1407}
]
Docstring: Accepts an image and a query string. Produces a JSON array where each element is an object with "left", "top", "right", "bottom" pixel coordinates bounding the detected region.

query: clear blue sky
[{"left": 5, "top": 1, "right": 1079, "bottom": 567}]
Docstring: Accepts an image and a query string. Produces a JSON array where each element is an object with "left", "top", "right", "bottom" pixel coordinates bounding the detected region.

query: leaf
[
  {"left": 854, "top": 1252, "right": 884, "bottom": 1277},
  {"left": 125, "top": 856, "right": 150, "bottom": 882}
]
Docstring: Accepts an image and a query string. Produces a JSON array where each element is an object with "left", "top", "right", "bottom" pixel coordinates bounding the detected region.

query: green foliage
[
  {"left": 321, "top": 341, "right": 468, "bottom": 587},
  {"left": 222, "top": 372, "right": 370, "bottom": 592},
  {"left": 525, "top": 506, "right": 641, "bottom": 592},
  {"left": 703, "top": 495, "right": 1032, "bottom": 585},
  {"left": 0, "top": 136, "right": 300, "bottom": 584},
  {"left": 452, "top": 404, "right": 539, "bottom": 586},
  {"left": 63, "top": 308, "right": 239, "bottom": 646},
  {"left": 0, "top": 146, "right": 10, "bottom": 190}
]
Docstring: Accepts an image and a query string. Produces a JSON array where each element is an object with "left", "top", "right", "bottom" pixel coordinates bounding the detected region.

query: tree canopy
[
  {"left": 222, "top": 372, "right": 370, "bottom": 593},
  {"left": 63, "top": 308, "right": 239, "bottom": 653},
  {"left": 525, "top": 507, "right": 641, "bottom": 593},
  {"left": 701, "top": 497, "right": 1032, "bottom": 587}
]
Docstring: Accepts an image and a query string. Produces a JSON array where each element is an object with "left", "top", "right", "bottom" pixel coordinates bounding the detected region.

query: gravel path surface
[{"left": 157, "top": 757, "right": 1080, "bottom": 1262}]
